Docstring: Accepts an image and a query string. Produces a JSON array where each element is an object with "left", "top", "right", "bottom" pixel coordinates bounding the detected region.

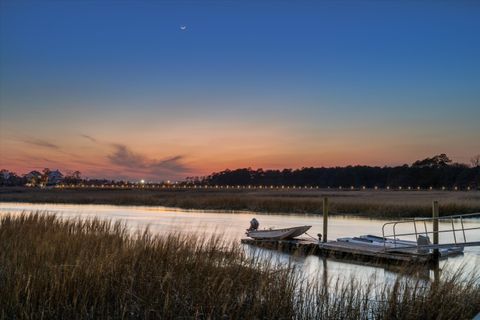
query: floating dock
[
  {"left": 241, "top": 200, "right": 480, "bottom": 268},
  {"left": 240, "top": 238, "right": 435, "bottom": 266}
]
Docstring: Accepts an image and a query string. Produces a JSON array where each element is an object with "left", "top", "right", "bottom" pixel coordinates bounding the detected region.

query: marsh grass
[
  {"left": 1, "top": 213, "right": 479, "bottom": 319},
  {"left": 2, "top": 188, "right": 480, "bottom": 218},
  {"left": 0, "top": 213, "right": 299, "bottom": 319},
  {"left": 297, "top": 271, "right": 480, "bottom": 320}
]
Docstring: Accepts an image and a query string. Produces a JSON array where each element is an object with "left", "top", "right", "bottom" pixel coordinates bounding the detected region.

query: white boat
[
  {"left": 337, "top": 234, "right": 464, "bottom": 257},
  {"left": 246, "top": 225, "right": 311, "bottom": 240}
]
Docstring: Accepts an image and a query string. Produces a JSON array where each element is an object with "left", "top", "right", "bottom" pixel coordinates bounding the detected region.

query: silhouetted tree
[
  {"left": 41, "top": 168, "right": 51, "bottom": 185},
  {"left": 412, "top": 154, "right": 452, "bottom": 168},
  {"left": 63, "top": 171, "right": 82, "bottom": 185},
  {"left": 0, "top": 170, "right": 25, "bottom": 186},
  {"left": 471, "top": 154, "right": 480, "bottom": 168}
]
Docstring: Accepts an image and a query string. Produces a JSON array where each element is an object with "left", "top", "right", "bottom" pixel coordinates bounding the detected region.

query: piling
[
  {"left": 323, "top": 197, "right": 329, "bottom": 243},
  {"left": 432, "top": 201, "right": 439, "bottom": 261}
]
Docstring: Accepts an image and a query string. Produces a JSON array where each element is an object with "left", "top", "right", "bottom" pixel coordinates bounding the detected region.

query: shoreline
[
  {"left": 0, "top": 201, "right": 391, "bottom": 222},
  {"left": 1, "top": 187, "right": 480, "bottom": 218}
]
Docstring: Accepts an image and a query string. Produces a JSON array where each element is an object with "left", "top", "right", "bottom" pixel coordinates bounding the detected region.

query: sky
[{"left": 1, "top": 0, "right": 479, "bottom": 181}]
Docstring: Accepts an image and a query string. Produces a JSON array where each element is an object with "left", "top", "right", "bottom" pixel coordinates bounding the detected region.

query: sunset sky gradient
[{"left": 1, "top": 1, "right": 479, "bottom": 181}]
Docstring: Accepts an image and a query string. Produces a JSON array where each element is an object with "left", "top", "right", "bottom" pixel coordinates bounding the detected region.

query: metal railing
[{"left": 381, "top": 213, "right": 480, "bottom": 252}]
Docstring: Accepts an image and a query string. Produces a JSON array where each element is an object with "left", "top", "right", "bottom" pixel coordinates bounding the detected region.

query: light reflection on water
[{"left": 1, "top": 202, "right": 479, "bottom": 287}]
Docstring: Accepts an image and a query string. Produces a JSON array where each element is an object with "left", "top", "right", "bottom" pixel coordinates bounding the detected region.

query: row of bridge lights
[{"left": 56, "top": 184, "right": 473, "bottom": 191}]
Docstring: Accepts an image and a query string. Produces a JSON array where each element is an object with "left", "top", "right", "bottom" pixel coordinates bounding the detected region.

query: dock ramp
[{"left": 381, "top": 212, "right": 480, "bottom": 253}]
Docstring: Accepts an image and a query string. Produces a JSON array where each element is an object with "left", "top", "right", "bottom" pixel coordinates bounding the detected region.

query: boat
[
  {"left": 337, "top": 234, "right": 464, "bottom": 257},
  {"left": 246, "top": 225, "right": 311, "bottom": 240}
]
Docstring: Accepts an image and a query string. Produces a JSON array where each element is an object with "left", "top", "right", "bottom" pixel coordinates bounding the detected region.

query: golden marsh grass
[
  {"left": 1, "top": 188, "right": 480, "bottom": 218},
  {"left": 0, "top": 213, "right": 479, "bottom": 319}
]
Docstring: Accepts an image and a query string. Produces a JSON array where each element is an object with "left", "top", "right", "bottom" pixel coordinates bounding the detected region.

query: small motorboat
[{"left": 246, "top": 225, "right": 311, "bottom": 240}]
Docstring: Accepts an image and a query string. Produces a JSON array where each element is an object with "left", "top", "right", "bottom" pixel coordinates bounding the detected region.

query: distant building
[
  {"left": 47, "top": 170, "right": 64, "bottom": 185},
  {"left": 25, "top": 170, "right": 42, "bottom": 180},
  {"left": 0, "top": 169, "right": 11, "bottom": 180},
  {"left": 24, "top": 170, "right": 43, "bottom": 187}
]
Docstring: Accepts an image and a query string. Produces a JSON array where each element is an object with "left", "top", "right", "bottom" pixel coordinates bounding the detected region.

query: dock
[
  {"left": 241, "top": 199, "right": 480, "bottom": 268},
  {"left": 240, "top": 238, "right": 434, "bottom": 266}
]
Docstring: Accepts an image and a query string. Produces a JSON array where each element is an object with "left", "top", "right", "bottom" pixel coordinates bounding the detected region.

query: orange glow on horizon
[{"left": 1, "top": 117, "right": 477, "bottom": 180}]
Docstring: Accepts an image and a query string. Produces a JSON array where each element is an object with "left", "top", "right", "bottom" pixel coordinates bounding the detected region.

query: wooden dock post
[
  {"left": 323, "top": 197, "right": 329, "bottom": 243},
  {"left": 432, "top": 201, "right": 439, "bottom": 261}
]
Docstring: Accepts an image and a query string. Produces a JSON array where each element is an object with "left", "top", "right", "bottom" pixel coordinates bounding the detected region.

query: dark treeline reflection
[{"left": 201, "top": 154, "right": 480, "bottom": 188}]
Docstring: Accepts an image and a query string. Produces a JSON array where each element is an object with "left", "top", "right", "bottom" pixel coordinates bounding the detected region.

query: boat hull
[
  {"left": 337, "top": 234, "right": 464, "bottom": 257},
  {"left": 246, "top": 226, "right": 311, "bottom": 240}
]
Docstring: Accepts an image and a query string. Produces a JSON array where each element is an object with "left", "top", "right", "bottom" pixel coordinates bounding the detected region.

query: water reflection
[{"left": 0, "top": 202, "right": 479, "bottom": 286}]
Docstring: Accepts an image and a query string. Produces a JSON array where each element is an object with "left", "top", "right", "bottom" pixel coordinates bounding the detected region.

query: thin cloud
[
  {"left": 107, "top": 144, "right": 190, "bottom": 179},
  {"left": 80, "top": 134, "right": 97, "bottom": 143},
  {"left": 150, "top": 156, "right": 189, "bottom": 173},
  {"left": 22, "top": 138, "right": 60, "bottom": 149},
  {"left": 108, "top": 144, "right": 148, "bottom": 168}
]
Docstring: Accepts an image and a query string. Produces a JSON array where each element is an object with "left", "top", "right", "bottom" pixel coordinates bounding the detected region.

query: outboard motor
[
  {"left": 417, "top": 234, "right": 431, "bottom": 254},
  {"left": 248, "top": 218, "right": 259, "bottom": 231}
]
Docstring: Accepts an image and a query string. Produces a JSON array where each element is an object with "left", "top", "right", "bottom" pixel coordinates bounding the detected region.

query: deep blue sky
[{"left": 1, "top": 0, "right": 479, "bottom": 180}]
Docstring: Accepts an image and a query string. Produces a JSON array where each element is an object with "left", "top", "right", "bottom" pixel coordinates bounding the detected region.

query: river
[{"left": 1, "top": 202, "right": 479, "bottom": 286}]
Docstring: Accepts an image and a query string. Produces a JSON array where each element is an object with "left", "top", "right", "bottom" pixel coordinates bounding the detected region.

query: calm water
[{"left": 1, "top": 202, "right": 479, "bottom": 285}]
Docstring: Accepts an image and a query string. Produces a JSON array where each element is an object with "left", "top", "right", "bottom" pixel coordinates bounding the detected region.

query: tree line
[
  {"left": 2, "top": 154, "right": 480, "bottom": 188},
  {"left": 200, "top": 154, "right": 480, "bottom": 188}
]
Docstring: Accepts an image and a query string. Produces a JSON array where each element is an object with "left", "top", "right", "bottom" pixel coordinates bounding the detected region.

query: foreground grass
[
  {"left": 0, "top": 213, "right": 297, "bottom": 319},
  {"left": 1, "top": 187, "right": 480, "bottom": 218},
  {"left": 1, "top": 213, "right": 479, "bottom": 319}
]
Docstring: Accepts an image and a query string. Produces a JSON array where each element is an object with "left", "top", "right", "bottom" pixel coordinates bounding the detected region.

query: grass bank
[
  {"left": 1, "top": 213, "right": 479, "bottom": 319},
  {"left": 2, "top": 187, "right": 480, "bottom": 218}
]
